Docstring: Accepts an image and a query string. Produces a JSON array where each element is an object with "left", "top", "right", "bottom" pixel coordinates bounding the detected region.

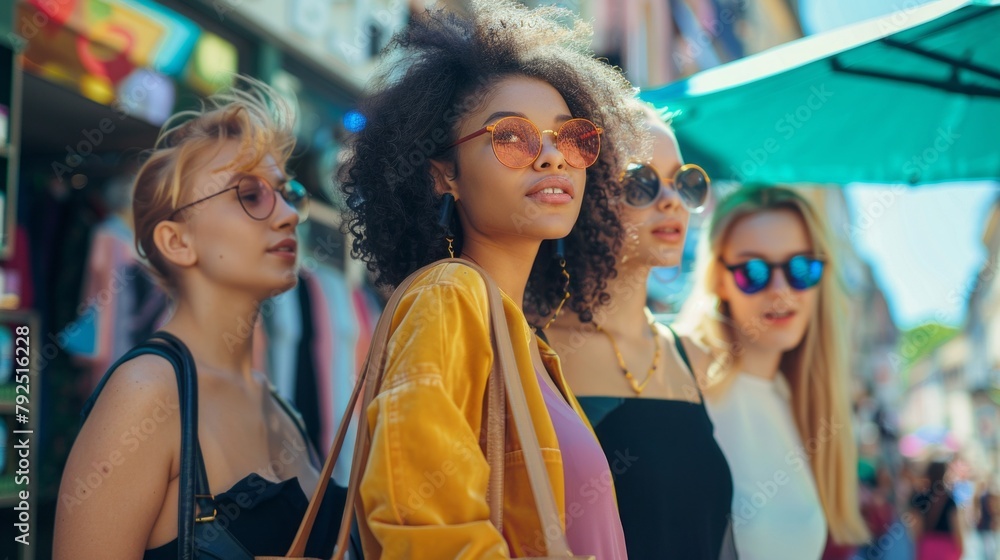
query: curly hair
[{"left": 340, "top": 0, "right": 648, "bottom": 322}]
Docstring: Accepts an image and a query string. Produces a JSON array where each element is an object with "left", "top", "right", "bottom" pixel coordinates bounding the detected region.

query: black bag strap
[
  {"left": 82, "top": 331, "right": 214, "bottom": 560},
  {"left": 151, "top": 332, "right": 216, "bottom": 524}
]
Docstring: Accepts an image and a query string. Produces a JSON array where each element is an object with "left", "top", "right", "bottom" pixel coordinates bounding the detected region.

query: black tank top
[
  {"left": 138, "top": 388, "right": 345, "bottom": 559},
  {"left": 81, "top": 337, "right": 347, "bottom": 559},
  {"left": 577, "top": 326, "right": 738, "bottom": 560},
  {"left": 143, "top": 471, "right": 345, "bottom": 559}
]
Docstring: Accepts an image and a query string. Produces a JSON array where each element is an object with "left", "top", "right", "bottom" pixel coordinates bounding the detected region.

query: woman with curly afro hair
[{"left": 339, "top": 1, "right": 646, "bottom": 558}]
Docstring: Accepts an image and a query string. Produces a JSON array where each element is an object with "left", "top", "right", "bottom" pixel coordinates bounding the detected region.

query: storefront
[{"left": 0, "top": 1, "right": 406, "bottom": 557}]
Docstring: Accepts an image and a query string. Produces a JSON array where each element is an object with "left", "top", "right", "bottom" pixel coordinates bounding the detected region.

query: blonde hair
[
  {"left": 678, "top": 186, "right": 869, "bottom": 545},
  {"left": 132, "top": 75, "right": 296, "bottom": 294}
]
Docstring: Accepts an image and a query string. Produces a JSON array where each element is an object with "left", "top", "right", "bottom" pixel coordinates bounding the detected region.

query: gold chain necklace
[{"left": 595, "top": 310, "right": 661, "bottom": 395}]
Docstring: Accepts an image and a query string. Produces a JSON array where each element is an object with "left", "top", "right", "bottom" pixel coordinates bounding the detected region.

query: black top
[
  {"left": 911, "top": 491, "right": 958, "bottom": 534},
  {"left": 577, "top": 327, "right": 737, "bottom": 560},
  {"left": 81, "top": 332, "right": 348, "bottom": 560},
  {"left": 144, "top": 473, "right": 346, "bottom": 559}
]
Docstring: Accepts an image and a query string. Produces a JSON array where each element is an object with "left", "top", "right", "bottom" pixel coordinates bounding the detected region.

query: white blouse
[{"left": 705, "top": 372, "right": 827, "bottom": 560}]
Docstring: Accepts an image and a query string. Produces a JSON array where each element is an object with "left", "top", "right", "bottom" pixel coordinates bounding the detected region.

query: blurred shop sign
[
  {"left": 15, "top": 0, "right": 238, "bottom": 125},
  {"left": 202, "top": 0, "right": 408, "bottom": 90}
]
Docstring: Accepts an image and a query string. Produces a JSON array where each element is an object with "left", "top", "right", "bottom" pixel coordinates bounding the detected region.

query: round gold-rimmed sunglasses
[
  {"left": 449, "top": 116, "right": 604, "bottom": 169},
  {"left": 620, "top": 162, "right": 710, "bottom": 212},
  {"left": 170, "top": 175, "right": 310, "bottom": 222}
]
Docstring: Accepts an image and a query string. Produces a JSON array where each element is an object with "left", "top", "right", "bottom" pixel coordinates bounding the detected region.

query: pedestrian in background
[
  {"left": 910, "top": 459, "right": 964, "bottom": 560},
  {"left": 977, "top": 480, "right": 999, "bottom": 560}
]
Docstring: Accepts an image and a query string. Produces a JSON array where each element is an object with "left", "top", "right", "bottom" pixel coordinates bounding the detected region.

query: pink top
[{"left": 535, "top": 368, "right": 629, "bottom": 560}]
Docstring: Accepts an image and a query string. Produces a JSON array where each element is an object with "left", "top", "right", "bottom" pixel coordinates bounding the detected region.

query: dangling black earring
[
  {"left": 542, "top": 237, "right": 571, "bottom": 330},
  {"left": 438, "top": 193, "right": 456, "bottom": 258}
]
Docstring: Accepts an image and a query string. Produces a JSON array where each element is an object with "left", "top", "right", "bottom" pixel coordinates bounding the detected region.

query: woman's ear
[
  {"left": 429, "top": 159, "right": 459, "bottom": 198},
  {"left": 153, "top": 221, "right": 198, "bottom": 269}
]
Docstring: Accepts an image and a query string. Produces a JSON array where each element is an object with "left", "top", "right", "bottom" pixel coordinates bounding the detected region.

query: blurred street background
[{"left": 0, "top": 0, "right": 998, "bottom": 558}]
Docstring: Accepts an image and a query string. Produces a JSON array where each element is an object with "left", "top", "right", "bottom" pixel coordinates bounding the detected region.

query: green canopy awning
[{"left": 640, "top": 0, "right": 1000, "bottom": 185}]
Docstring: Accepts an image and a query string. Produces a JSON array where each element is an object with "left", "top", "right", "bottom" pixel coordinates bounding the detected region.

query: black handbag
[{"left": 82, "top": 331, "right": 364, "bottom": 559}]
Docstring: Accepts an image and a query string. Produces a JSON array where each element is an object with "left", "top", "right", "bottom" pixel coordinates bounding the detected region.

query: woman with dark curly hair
[{"left": 339, "top": 1, "right": 645, "bottom": 558}]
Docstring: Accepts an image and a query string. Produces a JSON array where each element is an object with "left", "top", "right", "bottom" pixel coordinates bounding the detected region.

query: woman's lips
[
  {"left": 267, "top": 238, "right": 298, "bottom": 260},
  {"left": 651, "top": 223, "right": 685, "bottom": 243},
  {"left": 526, "top": 176, "right": 575, "bottom": 205},
  {"left": 762, "top": 310, "right": 796, "bottom": 326}
]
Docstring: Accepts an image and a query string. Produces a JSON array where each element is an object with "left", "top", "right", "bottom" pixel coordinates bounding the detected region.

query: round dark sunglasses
[
  {"left": 722, "top": 255, "right": 826, "bottom": 295},
  {"left": 620, "top": 162, "right": 710, "bottom": 212},
  {"left": 170, "top": 175, "right": 310, "bottom": 222}
]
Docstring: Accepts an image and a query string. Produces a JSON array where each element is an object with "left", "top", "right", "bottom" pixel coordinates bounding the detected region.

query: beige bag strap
[
  {"left": 329, "top": 260, "right": 428, "bottom": 558},
  {"left": 484, "top": 344, "right": 506, "bottom": 533},
  {"left": 287, "top": 259, "right": 570, "bottom": 558},
  {"left": 481, "top": 271, "right": 573, "bottom": 556},
  {"left": 283, "top": 257, "right": 425, "bottom": 557}
]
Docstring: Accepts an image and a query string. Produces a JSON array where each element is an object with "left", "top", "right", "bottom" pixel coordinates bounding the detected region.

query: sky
[
  {"left": 844, "top": 183, "right": 999, "bottom": 330},
  {"left": 805, "top": 1, "right": 1000, "bottom": 331}
]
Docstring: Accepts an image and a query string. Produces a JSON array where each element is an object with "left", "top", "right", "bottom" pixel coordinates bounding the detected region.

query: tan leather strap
[
  {"left": 482, "top": 271, "right": 573, "bottom": 556},
  {"left": 284, "top": 349, "right": 366, "bottom": 556},
  {"left": 331, "top": 259, "right": 430, "bottom": 558},
  {"left": 484, "top": 342, "right": 506, "bottom": 533},
  {"left": 285, "top": 257, "right": 423, "bottom": 557}
]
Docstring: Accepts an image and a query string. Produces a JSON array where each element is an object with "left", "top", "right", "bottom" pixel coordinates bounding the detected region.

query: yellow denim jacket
[{"left": 359, "top": 262, "right": 597, "bottom": 559}]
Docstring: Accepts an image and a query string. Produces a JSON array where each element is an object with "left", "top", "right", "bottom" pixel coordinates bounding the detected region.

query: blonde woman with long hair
[{"left": 675, "top": 186, "right": 869, "bottom": 559}]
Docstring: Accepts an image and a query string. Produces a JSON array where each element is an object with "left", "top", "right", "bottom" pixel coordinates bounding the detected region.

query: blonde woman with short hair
[{"left": 54, "top": 78, "right": 344, "bottom": 559}]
